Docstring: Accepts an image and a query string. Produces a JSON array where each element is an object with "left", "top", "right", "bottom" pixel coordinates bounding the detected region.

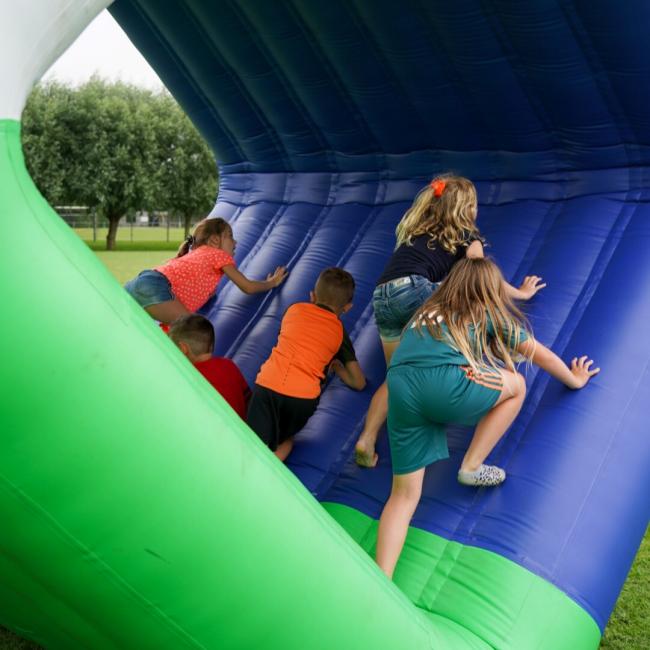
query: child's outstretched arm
[
  {"left": 506, "top": 276, "right": 546, "bottom": 301},
  {"left": 330, "top": 359, "right": 367, "bottom": 391},
  {"left": 466, "top": 240, "right": 545, "bottom": 300},
  {"left": 223, "top": 264, "right": 288, "bottom": 294},
  {"left": 518, "top": 338, "right": 600, "bottom": 389}
]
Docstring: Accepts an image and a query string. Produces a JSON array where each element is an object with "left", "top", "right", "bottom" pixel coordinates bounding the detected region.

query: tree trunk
[{"left": 106, "top": 214, "right": 121, "bottom": 250}]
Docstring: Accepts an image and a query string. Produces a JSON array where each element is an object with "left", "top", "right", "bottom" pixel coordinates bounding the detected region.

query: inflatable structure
[{"left": 1, "top": 1, "right": 649, "bottom": 648}]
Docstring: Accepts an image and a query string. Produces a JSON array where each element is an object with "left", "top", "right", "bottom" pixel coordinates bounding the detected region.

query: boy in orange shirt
[{"left": 247, "top": 267, "right": 366, "bottom": 461}]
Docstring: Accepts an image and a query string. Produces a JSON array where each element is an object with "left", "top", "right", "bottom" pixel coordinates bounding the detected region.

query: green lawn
[
  {"left": 600, "top": 531, "right": 650, "bottom": 648},
  {"left": 94, "top": 250, "right": 173, "bottom": 284},
  {"left": 0, "top": 631, "right": 37, "bottom": 650},
  {"left": 0, "top": 249, "right": 647, "bottom": 649},
  {"left": 74, "top": 225, "right": 186, "bottom": 243},
  {"left": 74, "top": 226, "right": 184, "bottom": 251}
]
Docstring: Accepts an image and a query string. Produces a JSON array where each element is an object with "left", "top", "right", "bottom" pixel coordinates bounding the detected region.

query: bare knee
[
  {"left": 513, "top": 372, "right": 526, "bottom": 397},
  {"left": 274, "top": 438, "right": 293, "bottom": 462},
  {"left": 502, "top": 370, "right": 526, "bottom": 400},
  {"left": 145, "top": 300, "right": 191, "bottom": 325},
  {"left": 390, "top": 477, "right": 422, "bottom": 504}
]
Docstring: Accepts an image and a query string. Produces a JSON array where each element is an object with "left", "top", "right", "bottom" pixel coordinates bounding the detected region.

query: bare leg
[
  {"left": 355, "top": 382, "right": 387, "bottom": 467},
  {"left": 375, "top": 468, "right": 425, "bottom": 579},
  {"left": 145, "top": 299, "right": 192, "bottom": 325},
  {"left": 275, "top": 438, "right": 294, "bottom": 462},
  {"left": 355, "top": 339, "right": 400, "bottom": 468},
  {"left": 459, "top": 370, "right": 526, "bottom": 473}
]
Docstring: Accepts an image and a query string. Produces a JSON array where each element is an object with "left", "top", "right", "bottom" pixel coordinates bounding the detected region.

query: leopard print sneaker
[{"left": 457, "top": 464, "right": 506, "bottom": 487}]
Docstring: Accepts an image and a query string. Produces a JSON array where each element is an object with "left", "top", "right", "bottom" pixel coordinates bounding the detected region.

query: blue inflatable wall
[{"left": 110, "top": 0, "right": 649, "bottom": 640}]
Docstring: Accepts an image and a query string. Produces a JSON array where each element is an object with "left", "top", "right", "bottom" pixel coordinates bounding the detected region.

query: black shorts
[{"left": 247, "top": 385, "right": 319, "bottom": 451}]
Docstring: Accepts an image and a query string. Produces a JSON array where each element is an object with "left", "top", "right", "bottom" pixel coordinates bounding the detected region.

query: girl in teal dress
[{"left": 376, "top": 257, "right": 600, "bottom": 579}]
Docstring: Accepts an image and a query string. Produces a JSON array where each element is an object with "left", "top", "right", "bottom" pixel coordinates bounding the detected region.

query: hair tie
[
  {"left": 185, "top": 235, "right": 195, "bottom": 245},
  {"left": 430, "top": 179, "right": 446, "bottom": 197}
]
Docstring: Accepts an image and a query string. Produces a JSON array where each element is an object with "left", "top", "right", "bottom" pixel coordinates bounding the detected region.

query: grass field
[
  {"left": 600, "top": 534, "right": 650, "bottom": 648},
  {"left": 0, "top": 248, "right": 647, "bottom": 649},
  {"left": 74, "top": 226, "right": 184, "bottom": 251},
  {"left": 94, "top": 250, "right": 173, "bottom": 284},
  {"left": 74, "top": 225, "right": 186, "bottom": 242}
]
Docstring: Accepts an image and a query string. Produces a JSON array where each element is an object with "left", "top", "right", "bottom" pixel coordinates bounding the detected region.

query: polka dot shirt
[{"left": 156, "top": 246, "right": 236, "bottom": 312}]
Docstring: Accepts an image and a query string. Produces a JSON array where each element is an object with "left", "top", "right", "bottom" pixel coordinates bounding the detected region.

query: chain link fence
[{"left": 55, "top": 206, "right": 191, "bottom": 243}]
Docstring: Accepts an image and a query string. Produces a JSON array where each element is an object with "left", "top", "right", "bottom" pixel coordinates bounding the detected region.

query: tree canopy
[{"left": 21, "top": 78, "right": 217, "bottom": 249}]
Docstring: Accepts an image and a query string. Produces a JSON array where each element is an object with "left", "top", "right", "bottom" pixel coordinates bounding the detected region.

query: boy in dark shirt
[
  {"left": 169, "top": 315, "right": 251, "bottom": 420},
  {"left": 247, "top": 267, "right": 366, "bottom": 461}
]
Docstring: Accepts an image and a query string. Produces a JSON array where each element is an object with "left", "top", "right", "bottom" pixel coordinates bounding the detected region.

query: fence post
[
  {"left": 92, "top": 209, "right": 97, "bottom": 242},
  {"left": 167, "top": 216, "right": 170, "bottom": 242}
]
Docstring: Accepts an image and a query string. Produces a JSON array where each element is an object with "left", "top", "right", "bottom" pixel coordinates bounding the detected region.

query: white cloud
[{"left": 43, "top": 9, "right": 164, "bottom": 90}]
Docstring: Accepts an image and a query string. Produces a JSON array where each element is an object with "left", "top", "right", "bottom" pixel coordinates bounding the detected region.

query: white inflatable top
[{"left": 0, "top": 0, "right": 110, "bottom": 120}]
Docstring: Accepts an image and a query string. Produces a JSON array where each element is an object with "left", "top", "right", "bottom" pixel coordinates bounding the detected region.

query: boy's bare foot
[{"left": 355, "top": 439, "right": 379, "bottom": 468}]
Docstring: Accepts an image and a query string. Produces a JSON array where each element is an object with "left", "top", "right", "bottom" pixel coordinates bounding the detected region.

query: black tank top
[{"left": 376, "top": 232, "right": 481, "bottom": 286}]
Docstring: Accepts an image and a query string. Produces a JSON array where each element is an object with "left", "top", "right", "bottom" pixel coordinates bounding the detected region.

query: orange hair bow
[{"left": 430, "top": 179, "right": 446, "bottom": 197}]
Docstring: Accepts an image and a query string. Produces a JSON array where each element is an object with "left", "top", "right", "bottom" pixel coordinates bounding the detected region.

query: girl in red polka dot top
[{"left": 124, "top": 217, "right": 288, "bottom": 324}]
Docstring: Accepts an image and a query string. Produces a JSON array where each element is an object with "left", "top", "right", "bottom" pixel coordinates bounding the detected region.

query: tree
[
  {"left": 22, "top": 79, "right": 218, "bottom": 249},
  {"left": 151, "top": 94, "right": 218, "bottom": 236},
  {"left": 22, "top": 82, "right": 80, "bottom": 207},
  {"left": 22, "top": 79, "right": 153, "bottom": 249},
  {"left": 85, "top": 81, "right": 150, "bottom": 248}
]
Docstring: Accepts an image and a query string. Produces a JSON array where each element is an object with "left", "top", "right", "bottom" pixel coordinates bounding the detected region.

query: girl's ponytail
[
  {"left": 176, "top": 218, "right": 231, "bottom": 258},
  {"left": 177, "top": 234, "right": 195, "bottom": 257}
]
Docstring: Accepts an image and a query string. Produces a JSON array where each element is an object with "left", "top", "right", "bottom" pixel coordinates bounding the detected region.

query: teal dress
[{"left": 386, "top": 318, "right": 528, "bottom": 475}]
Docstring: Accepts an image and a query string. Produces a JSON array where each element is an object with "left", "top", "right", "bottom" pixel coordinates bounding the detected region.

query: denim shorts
[
  {"left": 372, "top": 275, "right": 438, "bottom": 342},
  {"left": 124, "top": 270, "right": 174, "bottom": 308}
]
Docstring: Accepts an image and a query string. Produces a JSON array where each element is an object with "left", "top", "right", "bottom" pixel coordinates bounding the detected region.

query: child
[
  {"left": 124, "top": 217, "right": 288, "bottom": 324},
  {"left": 375, "top": 257, "right": 599, "bottom": 579},
  {"left": 169, "top": 314, "right": 251, "bottom": 420},
  {"left": 247, "top": 267, "right": 366, "bottom": 461},
  {"left": 355, "top": 175, "right": 545, "bottom": 467}
]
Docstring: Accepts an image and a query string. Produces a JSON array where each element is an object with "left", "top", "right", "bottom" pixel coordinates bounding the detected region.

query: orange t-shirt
[
  {"left": 155, "top": 246, "right": 235, "bottom": 312},
  {"left": 256, "top": 303, "right": 344, "bottom": 399}
]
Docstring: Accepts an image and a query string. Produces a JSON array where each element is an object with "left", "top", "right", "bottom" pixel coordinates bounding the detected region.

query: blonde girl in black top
[{"left": 355, "top": 175, "right": 546, "bottom": 467}]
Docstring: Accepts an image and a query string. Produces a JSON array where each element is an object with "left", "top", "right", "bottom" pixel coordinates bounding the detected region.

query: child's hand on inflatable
[
  {"left": 329, "top": 359, "right": 344, "bottom": 375},
  {"left": 267, "top": 266, "right": 288, "bottom": 287},
  {"left": 518, "top": 275, "right": 546, "bottom": 299},
  {"left": 569, "top": 356, "right": 600, "bottom": 389}
]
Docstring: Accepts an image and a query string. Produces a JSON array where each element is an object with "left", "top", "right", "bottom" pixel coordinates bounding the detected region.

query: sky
[{"left": 43, "top": 9, "right": 165, "bottom": 90}]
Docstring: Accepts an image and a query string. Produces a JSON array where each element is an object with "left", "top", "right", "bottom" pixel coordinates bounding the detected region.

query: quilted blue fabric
[{"left": 111, "top": 0, "right": 650, "bottom": 631}]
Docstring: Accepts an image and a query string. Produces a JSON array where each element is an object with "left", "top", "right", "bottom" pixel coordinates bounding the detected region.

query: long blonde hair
[
  {"left": 396, "top": 175, "right": 479, "bottom": 253},
  {"left": 411, "top": 258, "right": 531, "bottom": 372}
]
